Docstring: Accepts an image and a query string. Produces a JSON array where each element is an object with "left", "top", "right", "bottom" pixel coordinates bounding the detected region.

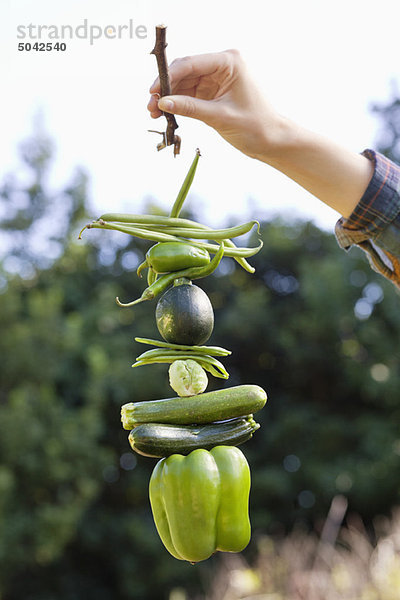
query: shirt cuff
[{"left": 335, "top": 149, "right": 400, "bottom": 287}]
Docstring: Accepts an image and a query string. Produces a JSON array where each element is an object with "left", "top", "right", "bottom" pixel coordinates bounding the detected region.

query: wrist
[{"left": 253, "top": 115, "right": 301, "bottom": 166}]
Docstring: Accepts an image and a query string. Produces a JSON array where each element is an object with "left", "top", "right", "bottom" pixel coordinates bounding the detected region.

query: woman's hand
[
  {"left": 148, "top": 49, "right": 374, "bottom": 218},
  {"left": 147, "top": 49, "right": 284, "bottom": 161}
]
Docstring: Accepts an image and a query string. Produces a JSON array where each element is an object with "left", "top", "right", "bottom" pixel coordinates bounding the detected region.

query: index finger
[{"left": 148, "top": 51, "right": 228, "bottom": 94}]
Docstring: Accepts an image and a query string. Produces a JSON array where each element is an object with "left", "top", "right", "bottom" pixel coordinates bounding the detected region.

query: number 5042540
[{"left": 18, "top": 42, "right": 66, "bottom": 51}]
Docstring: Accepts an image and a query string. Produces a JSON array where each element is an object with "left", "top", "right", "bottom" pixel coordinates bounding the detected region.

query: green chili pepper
[
  {"left": 136, "top": 260, "right": 148, "bottom": 278},
  {"left": 145, "top": 242, "right": 210, "bottom": 274},
  {"left": 116, "top": 242, "right": 224, "bottom": 308},
  {"left": 147, "top": 267, "right": 158, "bottom": 286},
  {"left": 149, "top": 446, "right": 251, "bottom": 563}
]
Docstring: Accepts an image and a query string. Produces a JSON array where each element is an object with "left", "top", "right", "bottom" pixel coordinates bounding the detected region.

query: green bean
[
  {"left": 135, "top": 348, "right": 227, "bottom": 362},
  {"left": 111, "top": 222, "right": 257, "bottom": 273},
  {"left": 80, "top": 210, "right": 258, "bottom": 273},
  {"left": 88, "top": 208, "right": 257, "bottom": 239},
  {"left": 86, "top": 221, "right": 261, "bottom": 259},
  {"left": 132, "top": 348, "right": 227, "bottom": 368},
  {"left": 170, "top": 149, "right": 201, "bottom": 218},
  {"left": 223, "top": 239, "right": 255, "bottom": 273},
  {"left": 134, "top": 359, "right": 228, "bottom": 379},
  {"left": 78, "top": 141, "right": 261, "bottom": 273},
  {"left": 96, "top": 213, "right": 207, "bottom": 228},
  {"left": 131, "top": 228, "right": 255, "bottom": 273},
  {"left": 84, "top": 221, "right": 179, "bottom": 243},
  {"left": 135, "top": 348, "right": 228, "bottom": 362},
  {"left": 89, "top": 221, "right": 235, "bottom": 248},
  {"left": 112, "top": 222, "right": 257, "bottom": 273},
  {"left": 134, "top": 337, "right": 231, "bottom": 356},
  {"left": 99, "top": 224, "right": 257, "bottom": 272},
  {"left": 92, "top": 219, "right": 258, "bottom": 240},
  {"left": 95, "top": 213, "right": 255, "bottom": 244},
  {"left": 136, "top": 221, "right": 260, "bottom": 240},
  {"left": 203, "top": 365, "right": 229, "bottom": 378},
  {"left": 116, "top": 242, "right": 224, "bottom": 307},
  {"left": 132, "top": 353, "right": 229, "bottom": 379}
]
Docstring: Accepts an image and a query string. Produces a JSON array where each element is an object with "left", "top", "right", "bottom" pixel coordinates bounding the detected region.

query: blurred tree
[
  {"left": 1, "top": 91, "right": 400, "bottom": 599},
  {"left": 0, "top": 130, "right": 209, "bottom": 600},
  {"left": 371, "top": 82, "right": 400, "bottom": 163}
]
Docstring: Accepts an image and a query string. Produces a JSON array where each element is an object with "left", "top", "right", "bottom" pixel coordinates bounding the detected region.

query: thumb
[{"left": 158, "top": 95, "right": 217, "bottom": 125}]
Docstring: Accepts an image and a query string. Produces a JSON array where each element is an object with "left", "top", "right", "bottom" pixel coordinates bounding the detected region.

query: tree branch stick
[{"left": 150, "top": 24, "right": 181, "bottom": 156}]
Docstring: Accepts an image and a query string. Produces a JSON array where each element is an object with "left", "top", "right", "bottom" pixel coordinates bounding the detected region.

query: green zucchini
[
  {"left": 128, "top": 416, "right": 260, "bottom": 458},
  {"left": 121, "top": 384, "right": 267, "bottom": 429}
]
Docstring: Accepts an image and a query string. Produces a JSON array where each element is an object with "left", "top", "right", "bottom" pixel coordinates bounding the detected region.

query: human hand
[
  {"left": 147, "top": 49, "right": 284, "bottom": 161},
  {"left": 148, "top": 49, "right": 376, "bottom": 225}
]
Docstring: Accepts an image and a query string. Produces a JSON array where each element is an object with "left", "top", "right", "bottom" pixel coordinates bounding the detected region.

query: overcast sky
[{"left": 2, "top": 0, "right": 400, "bottom": 231}]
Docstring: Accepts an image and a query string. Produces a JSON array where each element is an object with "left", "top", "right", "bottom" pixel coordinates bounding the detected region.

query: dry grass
[
  {"left": 208, "top": 498, "right": 400, "bottom": 600},
  {"left": 170, "top": 497, "right": 400, "bottom": 600}
]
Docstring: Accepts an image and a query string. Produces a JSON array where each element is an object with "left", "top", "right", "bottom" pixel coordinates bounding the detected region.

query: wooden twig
[{"left": 150, "top": 24, "right": 181, "bottom": 157}]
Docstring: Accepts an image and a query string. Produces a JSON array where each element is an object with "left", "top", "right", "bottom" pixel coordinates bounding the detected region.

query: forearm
[
  {"left": 150, "top": 50, "right": 374, "bottom": 219},
  {"left": 259, "top": 117, "right": 375, "bottom": 218}
]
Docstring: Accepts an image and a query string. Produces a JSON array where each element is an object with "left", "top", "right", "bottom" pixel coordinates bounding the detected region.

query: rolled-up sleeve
[{"left": 335, "top": 149, "right": 400, "bottom": 288}]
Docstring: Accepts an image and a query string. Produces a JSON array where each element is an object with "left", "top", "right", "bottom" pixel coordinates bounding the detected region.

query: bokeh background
[{"left": 2, "top": 1, "right": 400, "bottom": 599}]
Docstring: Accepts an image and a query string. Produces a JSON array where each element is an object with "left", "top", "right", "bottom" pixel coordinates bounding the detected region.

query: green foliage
[
  {"left": 371, "top": 83, "right": 400, "bottom": 163},
  {"left": 210, "top": 220, "right": 400, "bottom": 535},
  {"left": 1, "top": 116, "right": 400, "bottom": 599}
]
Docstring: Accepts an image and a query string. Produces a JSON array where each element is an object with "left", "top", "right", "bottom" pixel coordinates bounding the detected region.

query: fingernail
[{"left": 158, "top": 98, "right": 174, "bottom": 112}]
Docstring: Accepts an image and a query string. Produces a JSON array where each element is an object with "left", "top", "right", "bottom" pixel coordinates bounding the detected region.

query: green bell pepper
[{"left": 149, "top": 446, "right": 251, "bottom": 563}]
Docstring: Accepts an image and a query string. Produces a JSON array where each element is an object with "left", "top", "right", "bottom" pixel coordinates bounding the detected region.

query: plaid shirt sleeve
[{"left": 335, "top": 149, "right": 400, "bottom": 289}]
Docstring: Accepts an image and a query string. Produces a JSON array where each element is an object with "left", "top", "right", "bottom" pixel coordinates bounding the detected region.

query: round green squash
[{"left": 155, "top": 283, "right": 214, "bottom": 346}]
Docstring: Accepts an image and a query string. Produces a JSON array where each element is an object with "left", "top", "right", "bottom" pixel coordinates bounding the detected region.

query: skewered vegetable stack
[{"left": 80, "top": 150, "right": 267, "bottom": 563}]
